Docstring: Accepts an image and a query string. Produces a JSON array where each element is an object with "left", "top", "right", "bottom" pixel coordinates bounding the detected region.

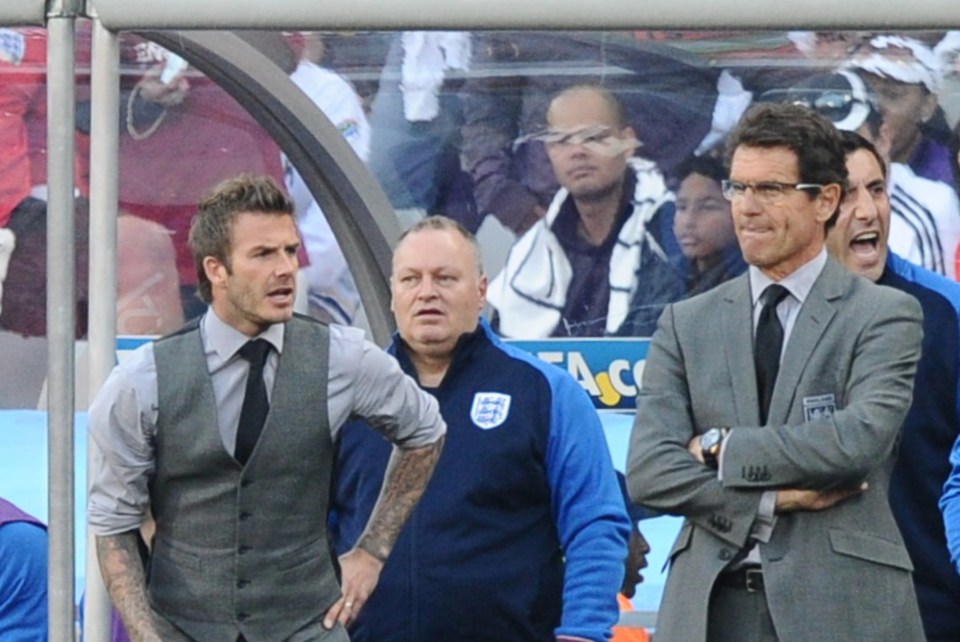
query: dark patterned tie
[
  {"left": 755, "top": 284, "right": 789, "bottom": 424},
  {"left": 235, "top": 339, "right": 271, "bottom": 465}
]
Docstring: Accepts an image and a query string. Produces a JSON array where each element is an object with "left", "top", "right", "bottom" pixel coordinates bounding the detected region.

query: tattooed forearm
[
  {"left": 358, "top": 435, "right": 445, "bottom": 562},
  {"left": 96, "top": 532, "right": 161, "bottom": 642}
]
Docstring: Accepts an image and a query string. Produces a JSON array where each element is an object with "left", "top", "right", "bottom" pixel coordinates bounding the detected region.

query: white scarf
[{"left": 489, "top": 158, "right": 673, "bottom": 338}]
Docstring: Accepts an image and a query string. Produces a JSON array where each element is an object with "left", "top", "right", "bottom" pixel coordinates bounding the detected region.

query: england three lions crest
[
  {"left": 802, "top": 393, "right": 837, "bottom": 422},
  {"left": 470, "top": 393, "right": 511, "bottom": 430}
]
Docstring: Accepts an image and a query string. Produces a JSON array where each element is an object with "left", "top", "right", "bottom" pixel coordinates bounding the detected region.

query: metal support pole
[
  {"left": 82, "top": 16, "right": 120, "bottom": 642},
  {"left": 45, "top": 7, "right": 78, "bottom": 641}
]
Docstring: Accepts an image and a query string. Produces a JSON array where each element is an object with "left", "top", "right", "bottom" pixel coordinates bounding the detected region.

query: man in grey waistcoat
[{"left": 88, "top": 174, "right": 447, "bottom": 642}]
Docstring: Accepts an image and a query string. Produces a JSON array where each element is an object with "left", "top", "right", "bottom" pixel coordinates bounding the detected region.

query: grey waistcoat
[{"left": 149, "top": 315, "right": 339, "bottom": 642}]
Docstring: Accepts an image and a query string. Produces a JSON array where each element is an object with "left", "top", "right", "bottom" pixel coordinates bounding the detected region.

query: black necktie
[
  {"left": 755, "top": 284, "right": 789, "bottom": 424},
  {"left": 235, "top": 339, "right": 271, "bottom": 465}
]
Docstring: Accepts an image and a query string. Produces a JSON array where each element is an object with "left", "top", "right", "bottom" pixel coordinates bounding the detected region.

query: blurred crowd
[{"left": 3, "top": 28, "right": 960, "bottom": 342}]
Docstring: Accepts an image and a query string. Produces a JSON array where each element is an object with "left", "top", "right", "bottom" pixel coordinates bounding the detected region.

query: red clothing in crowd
[
  {"left": 117, "top": 37, "right": 285, "bottom": 288},
  {"left": 0, "top": 28, "right": 45, "bottom": 227}
]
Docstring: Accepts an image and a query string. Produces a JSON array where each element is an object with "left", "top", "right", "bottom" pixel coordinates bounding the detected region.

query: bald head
[
  {"left": 543, "top": 85, "right": 637, "bottom": 204},
  {"left": 547, "top": 85, "right": 629, "bottom": 131}
]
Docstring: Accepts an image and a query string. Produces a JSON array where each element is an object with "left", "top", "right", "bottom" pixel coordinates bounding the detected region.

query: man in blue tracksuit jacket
[
  {"left": 331, "top": 215, "right": 629, "bottom": 642},
  {"left": 828, "top": 131, "right": 960, "bottom": 641},
  {"left": 885, "top": 252, "right": 960, "bottom": 641}
]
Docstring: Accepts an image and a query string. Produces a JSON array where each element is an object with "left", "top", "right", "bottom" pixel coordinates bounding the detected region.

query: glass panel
[{"left": 3, "top": 28, "right": 960, "bottom": 629}]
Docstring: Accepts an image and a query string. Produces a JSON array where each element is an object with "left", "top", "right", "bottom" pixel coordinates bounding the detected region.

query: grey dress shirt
[{"left": 88, "top": 310, "right": 445, "bottom": 535}]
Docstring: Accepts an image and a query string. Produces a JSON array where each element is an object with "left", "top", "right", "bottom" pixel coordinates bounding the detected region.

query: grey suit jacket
[{"left": 627, "top": 258, "right": 926, "bottom": 642}]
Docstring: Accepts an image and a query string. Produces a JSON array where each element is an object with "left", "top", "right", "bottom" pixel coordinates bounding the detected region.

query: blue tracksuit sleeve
[
  {"left": 546, "top": 373, "right": 630, "bottom": 642},
  {"left": 942, "top": 434, "right": 960, "bottom": 574},
  {"left": 0, "top": 522, "right": 48, "bottom": 642}
]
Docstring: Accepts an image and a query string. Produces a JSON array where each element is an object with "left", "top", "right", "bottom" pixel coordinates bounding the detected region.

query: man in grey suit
[{"left": 627, "top": 103, "right": 926, "bottom": 642}]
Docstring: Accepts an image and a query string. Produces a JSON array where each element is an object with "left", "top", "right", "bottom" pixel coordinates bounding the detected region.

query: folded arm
[
  {"left": 628, "top": 304, "right": 763, "bottom": 546},
  {"left": 722, "top": 290, "right": 922, "bottom": 490}
]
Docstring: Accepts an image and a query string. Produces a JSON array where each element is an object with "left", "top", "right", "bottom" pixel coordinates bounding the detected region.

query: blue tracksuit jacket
[
  {"left": 331, "top": 320, "right": 629, "bottom": 642},
  {"left": 883, "top": 253, "right": 960, "bottom": 641}
]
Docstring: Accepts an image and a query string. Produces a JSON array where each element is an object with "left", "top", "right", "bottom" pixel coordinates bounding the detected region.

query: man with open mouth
[{"left": 827, "top": 130, "right": 960, "bottom": 642}]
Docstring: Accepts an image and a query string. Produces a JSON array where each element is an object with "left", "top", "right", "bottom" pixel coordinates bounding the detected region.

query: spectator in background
[
  {"left": 365, "top": 32, "right": 478, "bottom": 230},
  {"left": 672, "top": 154, "right": 746, "bottom": 297},
  {"left": 936, "top": 31, "right": 960, "bottom": 212},
  {"left": 0, "top": 27, "right": 90, "bottom": 339},
  {"left": 0, "top": 27, "right": 44, "bottom": 235},
  {"left": 850, "top": 35, "right": 959, "bottom": 189},
  {"left": 0, "top": 497, "right": 47, "bottom": 642},
  {"left": 776, "top": 69, "right": 960, "bottom": 280},
  {"left": 117, "top": 34, "right": 291, "bottom": 320},
  {"left": 489, "top": 85, "right": 682, "bottom": 338},
  {"left": 282, "top": 31, "right": 367, "bottom": 325},
  {"left": 460, "top": 32, "right": 717, "bottom": 236},
  {"left": 827, "top": 130, "right": 960, "bottom": 641},
  {"left": 1, "top": 27, "right": 181, "bottom": 340},
  {"left": 332, "top": 216, "right": 629, "bottom": 642}
]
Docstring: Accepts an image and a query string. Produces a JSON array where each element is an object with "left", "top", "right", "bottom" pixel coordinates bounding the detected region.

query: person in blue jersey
[
  {"left": 331, "top": 215, "right": 630, "bottom": 642},
  {"left": 827, "top": 130, "right": 960, "bottom": 642},
  {"left": 0, "top": 497, "right": 47, "bottom": 642}
]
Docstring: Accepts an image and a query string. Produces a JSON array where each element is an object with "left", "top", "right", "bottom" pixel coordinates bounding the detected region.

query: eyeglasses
[
  {"left": 513, "top": 125, "right": 632, "bottom": 152},
  {"left": 721, "top": 180, "right": 824, "bottom": 203}
]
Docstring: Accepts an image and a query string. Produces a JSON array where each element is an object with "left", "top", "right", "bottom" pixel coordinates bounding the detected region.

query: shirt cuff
[
  {"left": 750, "top": 491, "right": 778, "bottom": 543},
  {"left": 717, "top": 429, "right": 731, "bottom": 482}
]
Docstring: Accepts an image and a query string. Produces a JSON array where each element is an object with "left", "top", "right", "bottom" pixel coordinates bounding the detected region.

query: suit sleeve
[
  {"left": 627, "top": 304, "right": 763, "bottom": 547},
  {"left": 721, "top": 288, "right": 923, "bottom": 490},
  {"left": 546, "top": 373, "right": 630, "bottom": 642}
]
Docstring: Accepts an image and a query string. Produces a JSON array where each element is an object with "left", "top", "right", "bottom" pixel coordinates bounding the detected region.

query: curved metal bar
[
  {"left": 93, "top": 0, "right": 958, "bottom": 31},
  {"left": 140, "top": 30, "right": 401, "bottom": 345},
  {"left": 0, "top": 0, "right": 46, "bottom": 25}
]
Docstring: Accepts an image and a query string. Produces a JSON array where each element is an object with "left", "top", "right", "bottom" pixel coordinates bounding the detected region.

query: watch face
[{"left": 701, "top": 428, "right": 723, "bottom": 454}]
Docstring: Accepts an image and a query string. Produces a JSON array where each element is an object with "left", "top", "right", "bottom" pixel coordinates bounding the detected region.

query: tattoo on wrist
[
  {"left": 360, "top": 436, "right": 444, "bottom": 563},
  {"left": 96, "top": 531, "right": 157, "bottom": 640}
]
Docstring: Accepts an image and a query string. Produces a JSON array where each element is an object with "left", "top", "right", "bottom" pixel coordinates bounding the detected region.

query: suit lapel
[
  {"left": 767, "top": 259, "right": 844, "bottom": 423},
  {"left": 722, "top": 276, "right": 761, "bottom": 425}
]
